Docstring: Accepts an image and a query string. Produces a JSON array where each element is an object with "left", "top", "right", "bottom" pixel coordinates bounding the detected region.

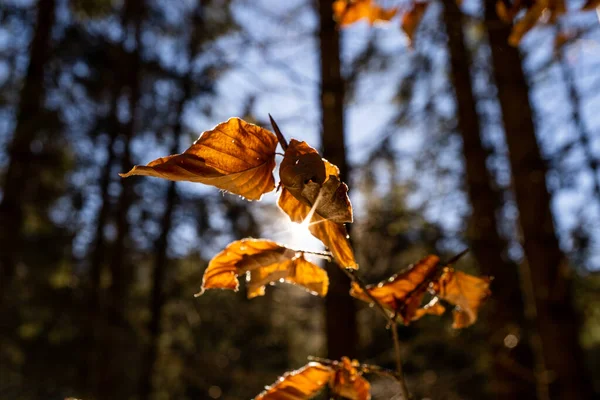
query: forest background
[{"left": 0, "top": 0, "right": 599, "bottom": 399}]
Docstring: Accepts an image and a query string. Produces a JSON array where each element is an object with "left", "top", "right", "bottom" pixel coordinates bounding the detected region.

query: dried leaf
[
  {"left": 331, "top": 358, "right": 371, "bottom": 400},
  {"left": 196, "top": 239, "right": 328, "bottom": 298},
  {"left": 350, "top": 255, "right": 440, "bottom": 323},
  {"left": 256, "top": 358, "right": 371, "bottom": 400},
  {"left": 120, "top": 118, "right": 277, "bottom": 201},
  {"left": 333, "top": 0, "right": 397, "bottom": 26},
  {"left": 401, "top": 2, "right": 429, "bottom": 45},
  {"left": 255, "top": 362, "right": 334, "bottom": 400},
  {"left": 433, "top": 268, "right": 492, "bottom": 328},
  {"left": 278, "top": 188, "right": 357, "bottom": 269},
  {"left": 411, "top": 296, "right": 446, "bottom": 321},
  {"left": 280, "top": 140, "right": 353, "bottom": 224}
]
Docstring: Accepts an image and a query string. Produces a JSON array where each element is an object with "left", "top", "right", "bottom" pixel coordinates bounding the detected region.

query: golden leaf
[
  {"left": 411, "top": 296, "right": 446, "bottom": 322},
  {"left": 401, "top": 1, "right": 429, "bottom": 45},
  {"left": 278, "top": 188, "right": 357, "bottom": 269},
  {"left": 120, "top": 117, "right": 277, "bottom": 201},
  {"left": 333, "top": 0, "right": 397, "bottom": 27},
  {"left": 255, "top": 362, "right": 334, "bottom": 400},
  {"left": 433, "top": 268, "right": 492, "bottom": 328},
  {"left": 350, "top": 255, "right": 440, "bottom": 323},
  {"left": 280, "top": 140, "right": 353, "bottom": 224},
  {"left": 331, "top": 357, "right": 371, "bottom": 400},
  {"left": 196, "top": 239, "right": 328, "bottom": 298}
]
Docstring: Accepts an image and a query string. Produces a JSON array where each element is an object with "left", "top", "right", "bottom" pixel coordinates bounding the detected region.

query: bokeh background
[{"left": 0, "top": 0, "right": 599, "bottom": 399}]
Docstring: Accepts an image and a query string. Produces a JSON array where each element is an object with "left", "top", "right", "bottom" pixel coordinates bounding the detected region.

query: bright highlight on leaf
[
  {"left": 333, "top": 0, "right": 397, "bottom": 26},
  {"left": 280, "top": 139, "right": 353, "bottom": 224},
  {"left": 350, "top": 255, "right": 491, "bottom": 328},
  {"left": 196, "top": 239, "right": 328, "bottom": 298},
  {"left": 255, "top": 357, "right": 371, "bottom": 400},
  {"left": 120, "top": 117, "right": 278, "bottom": 201}
]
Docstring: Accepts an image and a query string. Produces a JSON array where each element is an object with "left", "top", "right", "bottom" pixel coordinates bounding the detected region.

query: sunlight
[{"left": 280, "top": 217, "right": 322, "bottom": 252}]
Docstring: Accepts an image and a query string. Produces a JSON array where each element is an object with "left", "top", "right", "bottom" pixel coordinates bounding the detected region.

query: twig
[
  {"left": 269, "top": 114, "right": 288, "bottom": 151},
  {"left": 390, "top": 323, "right": 411, "bottom": 400},
  {"left": 296, "top": 249, "right": 333, "bottom": 260}
]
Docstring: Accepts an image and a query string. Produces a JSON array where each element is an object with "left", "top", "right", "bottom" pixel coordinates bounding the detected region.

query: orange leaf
[
  {"left": 350, "top": 255, "right": 440, "bottom": 323},
  {"left": 120, "top": 118, "right": 277, "bottom": 201},
  {"left": 331, "top": 357, "right": 371, "bottom": 400},
  {"left": 401, "top": 1, "right": 429, "bottom": 45},
  {"left": 333, "top": 0, "right": 397, "bottom": 27},
  {"left": 280, "top": 140, "right": 353, "bottom": 223},
  {"left": 433, "top": 268, "right": 491, "bottom": 328},
  {"left": 508, "top": 2, "right": 546, "bottom": 46},
  {"left": 411, "top": 296, "right": 446, "bottom": 322},
  {"left": 196, "top": 239, "right": 328, "bottom": 298},
  {"left": 255, "top": 362, "right": 334, "bottom": 400},
  {"left": 278, "top": 188, "right": 357, "bottom": 269}
]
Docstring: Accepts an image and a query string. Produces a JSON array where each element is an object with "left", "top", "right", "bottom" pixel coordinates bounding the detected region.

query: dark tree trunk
[
  {"left": 317, "top": 0, "right": 358, "bottom": 360},
  {"left": 441, "top": 1, "right": 537, "bottom": 397},
  {"left": 0, "top": 0, "right": 56, "bottom": 298},
  {"left": 484, "top": 2, "right": 594, "bottom": 399}
]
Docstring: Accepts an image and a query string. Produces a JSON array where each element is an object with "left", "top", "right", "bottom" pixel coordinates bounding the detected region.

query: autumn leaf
[
  {"left": 411, "top": 296, "right": 446, "bottom": 321},
  {"left": 120, "top": 117, "right": 277, "bottom": 201},
  {"left": 280, "top": 139, "right": 353, "bottom": 224},
  {"left": 508, "top": 2, "right": 545, "bottom": 46},
  {"left": 350, "top": 255, "right": 441, "bottom": 323},
  {"left": 333, "top": 0, "right": 397, "bottom": 27},
  {"left": 278, "top": 188, "right": 357, "bottom": 269},
  {"left": 255, "top": 357, "right": 370, "bottom": 400},
  {"left": 331, "top": 357, "right": 371, "bottom": 400},
  {"left": 401, "top": 1, "right": 428, "bottom": 45},
  {"left": 196, "top": 238, "right": 328, "bottom": 298},
  {"left": 583, "top": 0, "right": 600, "bottom": 10},
  {"left": 433, "top": 268, "right": 492, "bottom": 328}
]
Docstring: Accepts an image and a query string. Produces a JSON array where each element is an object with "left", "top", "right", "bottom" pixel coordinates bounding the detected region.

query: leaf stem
[{"left": 269, "top": 114, "right": 288, "bottom": 151}]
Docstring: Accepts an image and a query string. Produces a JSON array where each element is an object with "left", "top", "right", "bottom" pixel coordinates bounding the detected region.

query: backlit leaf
[
  {"left": 433, "top": 268, "right": 492, "bottom": 328},
  {"left": 278, "top": 188, "right": 358, "bottom": 269},
  {"left": 401, "top": 1, "right": 428, "bottom": 45},
  {"left": 255, "top": 357, "right": 371, "bottom": 400},
  {"left": 255, "top": 362, "right": 334, "bottom": 400},
  {"left": 333, "top": 0, "right": 397, "bottom": 26},
  {"left": 280, "top": 140, "right": 353, "bottom": 224},
  {"left": 350, "top": 255, "right": 440, "bottom": 323},
  {"left": 120, "top": 118, "right": 277, "bottom": 201},
  {"left": 196, "top": 239, "right": 328, "bottom": 298}
]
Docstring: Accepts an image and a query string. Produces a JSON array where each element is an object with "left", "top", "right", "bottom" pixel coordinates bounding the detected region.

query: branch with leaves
[{"left": 121, "top": 116, "right": 492, "bottom": 399}]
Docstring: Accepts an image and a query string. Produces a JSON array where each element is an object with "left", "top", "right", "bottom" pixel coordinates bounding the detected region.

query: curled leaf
[
  {"left": 433, "top": 268, "right": 492, "bottom": 328},
  {"left": 255, "top": 357, "right": 371, "bottom": 400},
  {"left": 333, "top": 0, "right": 397, "bottom": 26},
  {"left": 280, "top": 140, "right": 352, "bottom": 224},
  {"left": 401, "top": 1, "right": 429, "bottom": 46},
  {"left": 278, "top": 188, "right": 357, "bottom": 269},
  {"left": 120, "top": 118, "right": 277, "bottom": 201},
  {"left": 350, "top": 255, "right": 440, "bottom": 323},
  {"left": 196, "top": 239, "right": 328, "bottom": 298},
  {"left": 255, "top": 362, "right": 334, "bottom": 400}
]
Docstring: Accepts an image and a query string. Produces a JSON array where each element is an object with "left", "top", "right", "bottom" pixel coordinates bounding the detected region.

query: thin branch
[
  {"left": 391, "top": 323, "right": 411, "bottom": 400},
  {"left": 269, "top": 113, "right": 289, "bottom": 151},
  {"left": 297, "top": 249, "right": 333, "bottom": 260}
]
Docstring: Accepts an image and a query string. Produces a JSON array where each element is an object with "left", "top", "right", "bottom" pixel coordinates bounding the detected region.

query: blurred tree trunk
[
  {"left": 0, "top": 0, "right": 56, "bottom": 299},
  {"left": 138, "top": 6, "right": 202, "bottom": 399},
  {"left": 441, "top": 1, "right": 537, "bottom": 398},
  {"left": 317, "top": 0, "right": 358, "bottom": 360},
  {"left": 483, "top": 2, "right": 594, "bottom": 399}
]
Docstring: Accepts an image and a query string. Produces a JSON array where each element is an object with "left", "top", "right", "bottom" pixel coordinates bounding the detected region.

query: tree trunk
[
  {"left": 138, "top": 7, "right": 202, "bottom": 398},
  {"left": 0, "top": 0, "right": 56, "bottom": 298},
  {"left": 317, "top": 0, "right": 358, "bottom": 360},
  {"left": 483, "top": 3, "right": 594, "bottom": 399},
  {"left": 441, "top": 1, "right": 538, "bottom": 398}
]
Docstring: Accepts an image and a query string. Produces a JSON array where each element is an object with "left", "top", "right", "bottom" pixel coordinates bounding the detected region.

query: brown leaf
[
  {"left": 196, "top": 239, "right": 328, "bottom": 298},
  {"left": 401, "top": 2, "right": 429, "bottom": 45},
  {"left": 278, "top": 188, "right": 357, "bottom": 269},
  {"left": 331, "top": 357, "right": 371, "bottom": 400},
  {"left": 350, "top": 255, "right": 440, "bottom": 323},
  {"left": 255, "top": 362, "right": 334, "bottom": 400},
  {"left": 333, "top": 0, "right": 397, "bottom": 27},
  {"left": 433, "top": 268, "right": 492, "bottom": 328},
  {"left": 280, "top": 140, "right": 353, "bottom": 224},
  {"left": 508, "top": 2, "right": 546, "bottom": 46},
  {"left": 120, "top": 118, "right": 277, "bottom": 201},
  {"left": 411, "top": 296, "right": 446, "bottom": 322}
]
